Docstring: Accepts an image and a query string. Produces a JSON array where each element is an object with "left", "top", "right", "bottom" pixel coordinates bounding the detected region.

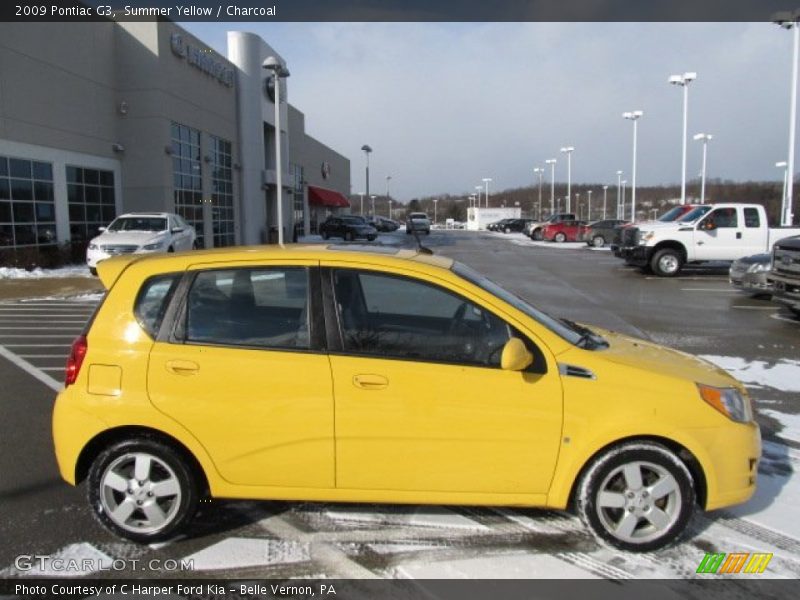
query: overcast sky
[{"left": 183, "top": 22, "right": 794, "bottom": 202}]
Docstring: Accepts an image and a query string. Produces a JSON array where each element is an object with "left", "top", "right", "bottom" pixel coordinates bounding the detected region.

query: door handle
[
  {"left": 736, "top": 231, "right": 742, "bottom": 239},
  {"left": 165, "top": 360, "right": 200, "bottom": 376},
  {"left": 353, "top": 374, "right": 389, "bottom": 390}
]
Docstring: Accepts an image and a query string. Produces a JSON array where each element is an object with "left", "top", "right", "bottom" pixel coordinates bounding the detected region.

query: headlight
[
  {"left": 697, "top": 383, "right": 753, "bottom": 423},
  {"left": 639, "top": 231, "right": 655, "bottom": 244},
  {"left": 142, "top": 242, "right": 164, "bottom": 250},
  {"left": 747, "top": 263, "right": 770, "bottom": 273},
  {"left": 88, "top": 243, "right": 98, "bottom": 250}
]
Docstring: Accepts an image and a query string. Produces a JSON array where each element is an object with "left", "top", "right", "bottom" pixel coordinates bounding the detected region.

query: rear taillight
[{"left": 65, "top": 335, "right": 87, "bottom": 387}]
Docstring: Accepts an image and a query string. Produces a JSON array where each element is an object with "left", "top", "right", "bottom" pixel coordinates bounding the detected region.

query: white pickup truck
[{"left": 622, "top": 203, "right": 800, "bottom": 276}]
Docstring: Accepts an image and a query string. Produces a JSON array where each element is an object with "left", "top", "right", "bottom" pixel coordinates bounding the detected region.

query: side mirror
[
  {"left": 171, "top": 227, "right": 184, "bottom": 233},
  {"left": 98, "top": 226, "right": 106, "bottom": 232},
  {"left": 501, "top": 337, "right": 534, "bottom": 372}
]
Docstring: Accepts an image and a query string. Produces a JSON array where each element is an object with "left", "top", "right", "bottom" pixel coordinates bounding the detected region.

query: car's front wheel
[
  {"left": 651, "top": 248, "right": 683, "bottom": 277},
  {"left": 576, "top": 441, "right": 695, "bottom": 552},
  {"left": 592, "top": 235, "right": 605, "bottom": 248},
  {"left": 344, "top": 231, "right": 354, "bottom": 241},
  {"left": 554, "top": 232, "right": 567, "bottom": 243},
  {"left": 88, "top": 439, "right": 200, "bottom": 543},
  {"left": 532, "top": 229, "right": 543, "bottom": 241}
]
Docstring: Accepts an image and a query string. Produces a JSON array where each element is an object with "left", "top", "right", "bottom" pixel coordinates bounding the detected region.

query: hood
[
  {"left": 92, "top": 230, "right": 168, "bottom": 247},
  {"left": 634, "top": 221, "right": 688, "bottom": 234},
  {"left": 733, "top": 253, "right": 771, "bottom": 266},
  {"left": 565, "top": 328, "right": 741, "bottom": 390}
]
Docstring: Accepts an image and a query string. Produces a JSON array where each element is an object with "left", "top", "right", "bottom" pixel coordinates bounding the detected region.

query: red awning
[{"left": 308, "top": 186, "right": 350, "bottom": 208}]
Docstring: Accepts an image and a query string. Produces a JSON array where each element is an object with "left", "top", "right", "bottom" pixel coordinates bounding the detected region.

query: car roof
[
  {"left": 95, "top": 244, "right": 455, "bottom": 290},
  {"left": 116, "top": 212, "right": 174, "bottom": 219}
]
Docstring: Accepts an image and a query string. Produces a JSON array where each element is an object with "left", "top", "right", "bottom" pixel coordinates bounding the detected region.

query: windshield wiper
[{"left": 560, "top": 318, "right": 609, "bottom": 350}]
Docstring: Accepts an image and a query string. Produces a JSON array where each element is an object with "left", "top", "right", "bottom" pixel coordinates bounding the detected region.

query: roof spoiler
[{"left": 95, "top": 255, "right": 140, "bottom": 290}]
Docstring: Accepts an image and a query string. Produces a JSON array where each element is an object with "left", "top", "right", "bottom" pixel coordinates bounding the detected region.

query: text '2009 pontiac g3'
[{"left": 53, "top": 245, "right": 760, "bottom": 551}]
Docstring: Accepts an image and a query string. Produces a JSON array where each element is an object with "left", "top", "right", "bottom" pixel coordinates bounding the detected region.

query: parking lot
[{"left": 0, "top": 229, "right": 799, "bottom": 581}]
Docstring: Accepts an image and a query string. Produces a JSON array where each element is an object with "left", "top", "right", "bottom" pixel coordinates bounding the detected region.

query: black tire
[
  {"left": 344, "top": 231, "right": 354, "bottom": 242},
  {"left": 367, "top": 235, "right": 376, "bottom": 242},
  {"left": 167, "top": 246, "right": 174, "bottom": 253},
  {"left": 504, "top": 227, "right": 511, "bottom": 234},
  {"left": 532, "top": 229, "right": 543, "bottom": 241},
  {"left": 425, "top": 230, "right": 430, "bottom": 235},
  {"left": 89, "top": 267, "right": 98, "bottom": 277},
  {"left": 575, "top": 441, "right": 695, "bottom": 552},
  {"left": 192, "top": 240, "right": 200, "bottom": 250},
  {"left": 790, "top": 307, "right": 800, "bottom": 318},
  {"left": 592, "top": 235, "right": 605, "bottom": 248},
  {"left": 650, "top": 248, "right": 683, "bottom": 277},
  {"left": 88, "top": 438, "right": 200, "bottom": 543},
  {"left": 321, "top": 230, "right": 330, "bottom": 240},
  {"left": 554, "top": 232, "right": 567, "bottom": 243}
]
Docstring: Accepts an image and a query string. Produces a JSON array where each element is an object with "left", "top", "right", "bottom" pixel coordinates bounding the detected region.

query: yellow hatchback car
[{"left": 53, "top": 245, "right": 760, "bottom": 551}]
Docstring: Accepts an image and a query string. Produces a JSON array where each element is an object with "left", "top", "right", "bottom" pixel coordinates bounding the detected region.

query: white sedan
[{"left": 86, "top": 212, "right": 196, "bottom": 275}]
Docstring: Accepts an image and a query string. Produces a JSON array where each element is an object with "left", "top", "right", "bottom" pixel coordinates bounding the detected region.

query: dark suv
[{"left": 320, "top": 216, "right": 378, "bottom": 241}]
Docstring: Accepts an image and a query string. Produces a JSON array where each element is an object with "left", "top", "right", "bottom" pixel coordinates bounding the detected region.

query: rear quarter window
[{"left": 134, "top": 274, "right": 181, "bottom": 338}]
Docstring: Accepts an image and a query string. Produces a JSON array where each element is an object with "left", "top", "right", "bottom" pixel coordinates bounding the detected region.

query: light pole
[
  {"left": 433, "top": 198, "right": 439, "bottom": 224},
  {"left": 560, "top": 147, "right": 574, "bottom": 211},
  {"left": 534, "top": 167, "right": 544, "bottom": 220},
  {"left": 602, "top": 185, "right": 608, "bottom": 219},
  {"left": 469, "top": 194, "right": 476, "bottom": 208},
  {"left": 777, "top": 161, "right": 789, "bottom": 219},
  {"left": 370, "top": 195, "right": 377, "bottom": 216},
  {"left": 621, "top": 180, "right": 627, "bottom": 220},
  {"left": 651, "top": 208, "right": 659, "bottom": 219},
  {"left": 386, "top": 175, "right": 392, "bottom": 205},
  {"left": 262, "top": 56, "right": 291, "bottom": 246},
  {"left": 587, "top": 190, "right": 593, "bottom": 221},
  {"left": 669, "top": 72, "right": 697, "bottom": 205},
  {"left": 545, "top": 159, "right": 557, "bottom": 216},
  {"left": 358, "top": 192, "right": 365, "bottom": 215},
  {"left": 361, "top": 144, "right": 372, "bottom": 202},
  {"left": 388, "top": 199, "right": 393, "bottom": 219},
  {"left": 623, "top": 111, "right": 643, "bottom": 221},
  {"left": 693, "top": 133, "right": 713, "bottom": 203},
  {"left": 482, "top": 178, "right": 492, "bottom": 208},
  {"left": 775, "top": 12, "right": 800, "bottom": 225},
  {"left": 475, "top": 185, "right": 482, "bottom": 208},
  {"left": 616, "top": 171, "right": 623, "bottom": 219},
  {"left": 575, "top": 193, "right": 580, "bottom": 219}
]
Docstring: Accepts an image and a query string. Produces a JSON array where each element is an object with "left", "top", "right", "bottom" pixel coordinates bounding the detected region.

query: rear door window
[
  {"left": 744, "top": 208, "right": 760, "bottom": 228},
  {"left": 185, "top": 267, "right": 310, "bottom": 349}
]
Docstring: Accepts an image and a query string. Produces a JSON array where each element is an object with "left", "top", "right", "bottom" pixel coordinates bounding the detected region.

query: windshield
[
  {"left": 107, "top": 217, "right": 167, "bottom": 232},
  {"left": 342, "top": 216, "right": 366, "bottom": 224},
  {"left": 657, "top": 206, "right": 687, "bottom": 222},
  {"left": 452, "top": 262, "right": 585, "bottom": 346},
  {"left": 677, "top": 206, "right": 712, "bottom": 223}
]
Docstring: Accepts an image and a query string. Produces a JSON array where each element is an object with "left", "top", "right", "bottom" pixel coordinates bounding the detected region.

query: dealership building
[{"left": 0, "top": 20, "right": 351, "bottom": 254}]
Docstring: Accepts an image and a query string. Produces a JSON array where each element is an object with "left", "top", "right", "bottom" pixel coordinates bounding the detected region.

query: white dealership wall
[{"left": 466, "top": 207, "right": 522, "bottom": 230}]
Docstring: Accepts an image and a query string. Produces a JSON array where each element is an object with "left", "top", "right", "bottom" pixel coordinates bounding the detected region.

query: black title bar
[{"left": 0, "top": 0, "right": 796, "bottom": 22}]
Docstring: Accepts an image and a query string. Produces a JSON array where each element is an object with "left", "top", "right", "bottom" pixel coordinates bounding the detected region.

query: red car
[{"left": 542, "top": 220, "right": 587, "bottom": 242}]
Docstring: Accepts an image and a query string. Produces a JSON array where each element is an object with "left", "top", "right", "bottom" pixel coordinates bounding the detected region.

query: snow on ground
[
  {"left": 699, "top": 355, "right": 800, "bottom": 393},
  {"left": 761, "top": 411, "right": 800, "bottom": 444},
  {"left": 488, "top": 231, "right": 611, "bottom": 251},
  {"left": 0, "top": 265, "right": 92, "bottom": 279}
]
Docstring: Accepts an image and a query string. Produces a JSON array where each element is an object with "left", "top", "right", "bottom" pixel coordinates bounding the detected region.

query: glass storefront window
[
  {"left": 67, "top": 166, "right": 116, "bottom": 243},
  {"left": 0, "top": 155, "right": 56, "bottom": 248},
  {"left": 210, "top": 135, "right": 235, "bottom": 248},
  {"left": 172, "top": 122, "right": 205, "bottom": 248}
]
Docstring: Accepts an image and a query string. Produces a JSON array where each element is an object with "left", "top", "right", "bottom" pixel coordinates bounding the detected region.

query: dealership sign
[{"left": 171, "top": 33, "right": 234, "bottom": 88}]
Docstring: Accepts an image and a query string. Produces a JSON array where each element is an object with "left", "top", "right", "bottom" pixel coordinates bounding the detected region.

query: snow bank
[
  {"left": 0, "top": 265, "right": 92, "bottom": 279},
  {"left": 699, "top": 355, "right": 800, "bottom": 393}
]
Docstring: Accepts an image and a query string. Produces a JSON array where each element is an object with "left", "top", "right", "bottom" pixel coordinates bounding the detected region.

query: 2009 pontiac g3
[{"left": 52, "top": 246, "right": 760, "bottom": 551}]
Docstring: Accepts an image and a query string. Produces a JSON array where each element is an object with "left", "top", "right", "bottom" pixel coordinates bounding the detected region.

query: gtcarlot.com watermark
[{"left": 14, "top": 554, "right": 194, "bottom": 573}]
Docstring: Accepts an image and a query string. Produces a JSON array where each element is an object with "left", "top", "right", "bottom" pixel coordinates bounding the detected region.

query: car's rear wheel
[
  {"left": 651, "top": 248, "right": 683, "bottom": 277},
  {"left": 555, "top": 232, "right": 567, "bottom": 243},
  {"left": 367, "top": 235, "right": 376, "bottom": 241},
  {"left": 576, "top": 442, "right": 695, "bottom": 552},
  {"left": 504, "top": 227, "right": 511, "bottom": 234},
  {"left": 88, "top": 439, "right": 199, "bottom": 543},
  {"left": 592, "top": 235, "right": 605, "bottom": 248}
]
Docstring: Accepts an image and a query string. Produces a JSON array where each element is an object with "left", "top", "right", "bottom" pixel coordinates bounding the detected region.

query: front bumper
[
  {"left": 619, "top": 245, "right": 649, "bottom": 265},
  {"left": 768, "top": 272, "right": 800, "bottom": 309},
  {"left": 702, "top": 420, "right": 761, "bottom": 511},
  {"left": 729, "top": 270, "right": 771, "bottom": 294}
]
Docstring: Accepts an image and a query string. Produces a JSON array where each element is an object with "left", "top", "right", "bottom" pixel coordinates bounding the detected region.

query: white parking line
[
  {"left": 680, "top": 288, "right": 738, "bottom": 292},
  {"left": 0, "top": 345, "right": 62, "bottom": 392}
]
